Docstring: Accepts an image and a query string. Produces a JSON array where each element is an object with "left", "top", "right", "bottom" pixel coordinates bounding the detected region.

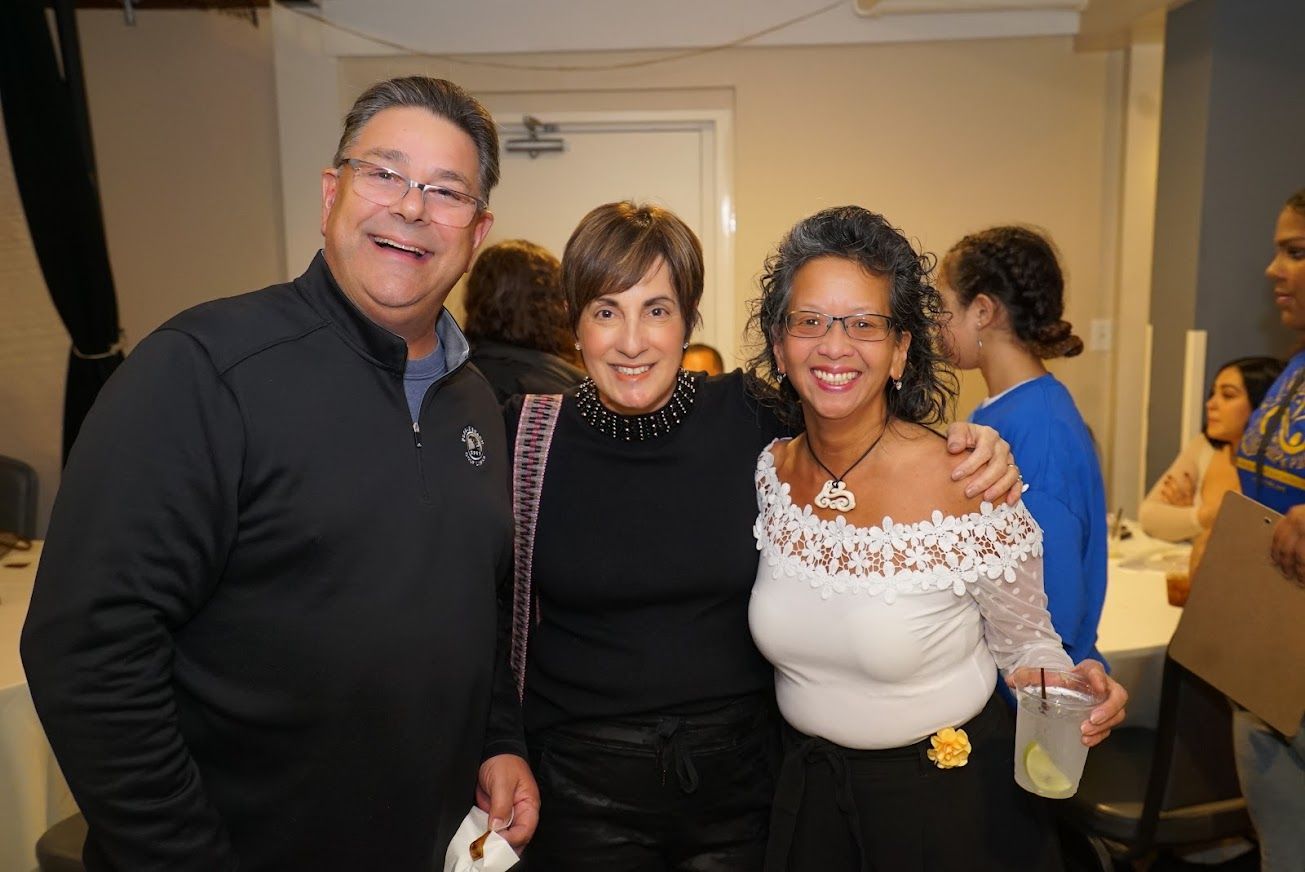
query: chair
[
  {"left": 0, "top": 454, "right": 38, "bottom": 538},
  {"left": 35, "top": 813, "right": 86, "bottom": 872},
  {"left": 1055, "top": 654, "right": 1253, "bottom": 869}
]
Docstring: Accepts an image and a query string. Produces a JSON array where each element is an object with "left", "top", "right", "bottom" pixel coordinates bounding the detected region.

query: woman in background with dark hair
[
  {"left": 1140, "top": 356, "right": 1283, "bottom": 543},
  {"left": 937, "top": 225, "right": 1107, "bottom": 668},
  {"left": 465, "top": 238, "right": 585, "bottom": 403}
]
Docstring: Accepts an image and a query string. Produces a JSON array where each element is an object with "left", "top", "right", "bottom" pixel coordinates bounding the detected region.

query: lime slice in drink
[{"left": 1023, "top": 741, "right": 1073, "bottom": 797}]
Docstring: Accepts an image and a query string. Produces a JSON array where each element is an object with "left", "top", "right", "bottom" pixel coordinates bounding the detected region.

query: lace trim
[{"left": 753, "top": 443, "right": 1043, "bottom": 601}]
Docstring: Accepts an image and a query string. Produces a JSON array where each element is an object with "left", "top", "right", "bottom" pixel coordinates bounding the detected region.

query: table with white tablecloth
[
  {"left": 1, "top": 541, "right": 77, "bottom": 872},
  {"left": 1096, "top": 525, "right": 1190, "bottom": 728}
]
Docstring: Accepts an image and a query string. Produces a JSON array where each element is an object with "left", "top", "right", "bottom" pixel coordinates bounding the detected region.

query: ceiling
[{"left": 65, "top": 0, "right": 1177, "bottom": 51}]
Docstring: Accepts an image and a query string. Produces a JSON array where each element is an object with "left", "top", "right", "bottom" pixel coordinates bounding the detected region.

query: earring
[
  {"left": 977, "top": 336, "right": 983, "bottom": 351},
  {"left": 777, "top": 372, "right": 787, "bottom": 384},
  {"left": 574, "top": 341, "right": 582, "bottom": 351},
  {"left": 682, "top": 341, "right": 690, "bottom": 350},
  {"left": 893, "top": 377, "right": 903, "bottom": 391}
]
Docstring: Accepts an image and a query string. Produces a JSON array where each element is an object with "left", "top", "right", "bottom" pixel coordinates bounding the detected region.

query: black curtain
[{"left": 0, "top": 0, "right": 124, "bottom": 462}]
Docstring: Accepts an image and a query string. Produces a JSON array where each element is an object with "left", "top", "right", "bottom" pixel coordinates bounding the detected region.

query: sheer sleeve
[{"left": 968, "top": 503, "right": 1074, "bottom": 675}]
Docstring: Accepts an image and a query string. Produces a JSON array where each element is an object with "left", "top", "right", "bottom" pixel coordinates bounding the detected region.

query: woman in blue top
[
  {"left": 1238, "top": 191, "right": 1305, "bottom": 515},
  {"left": 936, "top": 226, "right": 1107, "bottom": 668},
  {"left": 1233, "top": 188, "right": 1305, "bottom": 872}
]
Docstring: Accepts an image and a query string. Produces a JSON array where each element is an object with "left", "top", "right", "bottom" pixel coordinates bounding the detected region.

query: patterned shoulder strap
[{"left": 510, "top": 393, "right": 563, "bottom": 701}]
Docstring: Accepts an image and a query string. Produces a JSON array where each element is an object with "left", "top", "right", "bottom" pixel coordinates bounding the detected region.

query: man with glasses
[{"left": 22, "top": 77, "right": 537, "bottom": 870}]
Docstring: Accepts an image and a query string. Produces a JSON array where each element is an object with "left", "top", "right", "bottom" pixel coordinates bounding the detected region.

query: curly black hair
[
  {"left": 942, "top": 225, "right": 1083, "bottom": 360},
  {"left": 745, "top": 205, "right": 956, "bottom": 431}
]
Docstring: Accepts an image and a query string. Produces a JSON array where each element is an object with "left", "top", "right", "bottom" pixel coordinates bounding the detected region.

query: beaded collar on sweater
[{"left": 576, "top": 369, "right": 697, "bottom": 441}]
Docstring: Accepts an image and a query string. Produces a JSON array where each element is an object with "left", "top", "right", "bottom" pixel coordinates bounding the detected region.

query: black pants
[
  {"left": 523, "top": 695, "right": 779, "bottom": 871},
  {"left": 765, "top": 694, "right": 1063, "bottom": 872}
]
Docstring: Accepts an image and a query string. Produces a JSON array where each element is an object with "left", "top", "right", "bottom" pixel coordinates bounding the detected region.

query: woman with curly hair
[
  {"left": 747, "top": 207, "right": 1126, "bottom": 871},
  {"left": 935, "top": 225, "right": 1108, "bottom": 669}
]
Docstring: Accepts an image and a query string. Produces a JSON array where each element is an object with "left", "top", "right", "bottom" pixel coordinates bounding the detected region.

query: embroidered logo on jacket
[{"left": 461, "top": 426, "right": 486, "bottom": 467}]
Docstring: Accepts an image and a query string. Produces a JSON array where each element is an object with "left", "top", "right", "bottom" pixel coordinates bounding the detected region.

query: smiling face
[
  {"left": 321, "top": 106, "right": 493, "bottom": 350},
  {"left": 1268, "top": 206, "right": 1305, "bottom": 333},
  {"left": 575, "top": 259, "right": 687, "bottom": 415},
  {"left": 1204, "top": 365, "right": 1253, "bottom": 444},
  {"left": 773, "top": 256, "right": 910, "bottom": 427}
]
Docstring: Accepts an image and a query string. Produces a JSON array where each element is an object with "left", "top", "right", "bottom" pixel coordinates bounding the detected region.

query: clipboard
[{"left": 1170, "top": 492, "right": 1305, "bottom": 736}]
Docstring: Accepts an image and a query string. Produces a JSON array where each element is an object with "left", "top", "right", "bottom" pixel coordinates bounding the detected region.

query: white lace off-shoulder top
[{"left": 748, "top": 441, "right": 1073, "bottom": 750}]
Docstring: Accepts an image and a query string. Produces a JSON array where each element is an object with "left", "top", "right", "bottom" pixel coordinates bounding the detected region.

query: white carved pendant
[{"left": 814, "top": 479, "right": 856, "bottom": 512}]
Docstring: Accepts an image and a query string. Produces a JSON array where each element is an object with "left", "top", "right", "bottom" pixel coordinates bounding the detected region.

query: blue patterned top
[{"left": 1236, "top": 350, "right": 1305, "bottom": 513}]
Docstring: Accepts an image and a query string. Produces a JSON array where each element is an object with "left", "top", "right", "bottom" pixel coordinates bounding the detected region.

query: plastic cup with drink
[{"left": 1011, "top": 668, "right": 1107, "bottom": 799}]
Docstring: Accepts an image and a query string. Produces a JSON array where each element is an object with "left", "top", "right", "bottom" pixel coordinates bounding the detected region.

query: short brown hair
[
  {"left": 334, "top": 77, "right": 500, "bottom": 201},
  {"left": 561, "top": 202, "right": 704, "bottom": 334},
  {"left": 464, "top": 240, "right": 573, "bottom": 357}
]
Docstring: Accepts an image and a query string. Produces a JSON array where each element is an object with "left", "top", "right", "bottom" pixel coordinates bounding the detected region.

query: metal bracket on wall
[{"left": 504, "top": 116, "right": 565, "bottom": 159}]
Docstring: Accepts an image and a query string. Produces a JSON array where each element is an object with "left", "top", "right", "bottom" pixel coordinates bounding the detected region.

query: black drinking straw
[{"left": 1040, "top": 667, "right": 1047, "bottom": 700}]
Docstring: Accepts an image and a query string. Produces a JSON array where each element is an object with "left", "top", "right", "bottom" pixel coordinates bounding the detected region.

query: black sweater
[
  {"left": 510, "top": 372, "right": 788, "bottom": 733},
  {"left": 22, "top": 254, "right": 522, "bottom": 871},
  {"left": 469, "top": 339, "right": 585, "bottom": 405}
]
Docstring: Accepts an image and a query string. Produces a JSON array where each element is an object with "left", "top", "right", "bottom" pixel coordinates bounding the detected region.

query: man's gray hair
[{"left": 333, "top": 77, "right": 501, "bottom": 202}]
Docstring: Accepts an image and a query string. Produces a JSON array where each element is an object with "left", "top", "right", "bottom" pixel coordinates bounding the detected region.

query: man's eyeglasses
[
  {"left": 783, "top": 311, "right": 897, "bottom": 342},
  {"left": 339, "top": 158, "right": 486, "bottom": 228}
]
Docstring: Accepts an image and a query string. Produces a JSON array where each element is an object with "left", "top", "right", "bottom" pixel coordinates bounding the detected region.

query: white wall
[{"left": 78, "top": 10, "right": 285, "bottom": 347}]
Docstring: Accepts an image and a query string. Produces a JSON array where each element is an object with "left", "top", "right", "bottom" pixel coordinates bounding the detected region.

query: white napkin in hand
[{"left": 443, "top": 806, "right": 519, "bottom": 872}]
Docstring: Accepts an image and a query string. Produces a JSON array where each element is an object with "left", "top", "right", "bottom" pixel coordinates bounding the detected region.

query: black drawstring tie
[
  {"left": 765, "top": 735, "right": 869, "bottom": 872},
  {"left": 654, "top": 717, "right": 700, "bottom": 794}
]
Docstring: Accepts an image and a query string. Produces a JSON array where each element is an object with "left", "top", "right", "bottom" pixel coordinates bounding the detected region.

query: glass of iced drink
[{"left": 1012, "top": 669, "right": 1106, "bottom": 799}]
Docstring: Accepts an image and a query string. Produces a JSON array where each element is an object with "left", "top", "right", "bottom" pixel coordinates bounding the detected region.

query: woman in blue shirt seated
[{"left": 936, "top": 226, "right": 1106, "bottom": 668}]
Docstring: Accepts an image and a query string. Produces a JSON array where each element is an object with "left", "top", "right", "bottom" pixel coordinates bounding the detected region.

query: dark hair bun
[
  {"left": 943, "top": 225, "right": 1083, "bottom": 360},
  {"left": 1030, "top": 320, "right": 1083, "bottom": 359}
]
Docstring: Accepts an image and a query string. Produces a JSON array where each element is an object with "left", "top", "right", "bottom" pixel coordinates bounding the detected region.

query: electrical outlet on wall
[{"left": 1089, "top": 319, "right": 1112, "bottom": 352}]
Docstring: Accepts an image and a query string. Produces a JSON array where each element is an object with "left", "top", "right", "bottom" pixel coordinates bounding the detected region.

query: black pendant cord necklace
[{"left": 805, "top": 426, "right": 886, "bottom": 513}]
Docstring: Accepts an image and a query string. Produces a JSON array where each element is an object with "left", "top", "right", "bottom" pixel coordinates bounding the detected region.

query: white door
[{"left": 446, "top": 111, "right": 736, "bottom": 363}]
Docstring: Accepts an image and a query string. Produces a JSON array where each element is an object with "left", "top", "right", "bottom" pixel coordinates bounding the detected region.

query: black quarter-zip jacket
[{"left": 21, "top": 253, "right": 523, "bottom": 871}]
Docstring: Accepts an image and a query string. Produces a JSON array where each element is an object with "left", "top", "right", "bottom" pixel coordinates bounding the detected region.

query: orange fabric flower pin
[{"left": 927, "top": 727, "right": 972, "bottom": 769}]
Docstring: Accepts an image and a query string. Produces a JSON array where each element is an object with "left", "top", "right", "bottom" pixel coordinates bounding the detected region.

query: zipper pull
[{"left": 412, "top": 420, "right": 422, "bottom": 449}]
